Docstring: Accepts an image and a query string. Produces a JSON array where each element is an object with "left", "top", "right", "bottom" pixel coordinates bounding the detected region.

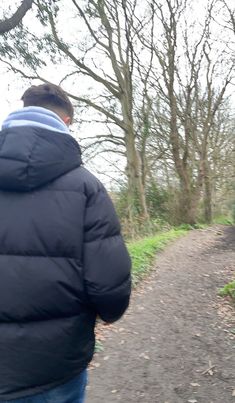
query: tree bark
[
  {"left": 179, "top": 181, "right": 201, "bottom": 225},
  {"left": 204, "top": 162, "right": 213, "bottom": 223},
  {"left": 121, "top": 92, "right": 149, "bottom": 222}
]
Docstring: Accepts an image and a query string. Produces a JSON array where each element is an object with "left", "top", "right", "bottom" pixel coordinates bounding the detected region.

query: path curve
[{"left": 87, "top": 226, "right": 235, "bottom": 403}]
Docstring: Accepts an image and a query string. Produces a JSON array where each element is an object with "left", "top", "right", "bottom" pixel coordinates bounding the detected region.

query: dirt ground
[{"left": 86, "top": 226, "right": 235, "bottom": 403}]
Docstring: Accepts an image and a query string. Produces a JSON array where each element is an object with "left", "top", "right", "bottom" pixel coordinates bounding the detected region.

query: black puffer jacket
[{"left": 0, "top": 126, "right": 131, "bottom": 400}]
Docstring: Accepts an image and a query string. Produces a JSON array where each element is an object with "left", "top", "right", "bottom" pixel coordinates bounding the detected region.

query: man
[{"left": 0, "top": 83, "right": 131, "bottom": 402}]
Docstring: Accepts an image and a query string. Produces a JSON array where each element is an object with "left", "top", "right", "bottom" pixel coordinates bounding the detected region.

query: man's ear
[{"left": 63, "top": 116, "right": 71, "bottom": 126}]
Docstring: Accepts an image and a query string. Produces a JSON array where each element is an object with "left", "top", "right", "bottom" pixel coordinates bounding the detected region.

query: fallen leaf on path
[
  {"left": 188, "top": 400, "right": 198, "bottom": 403},
  {"left": 190, "top": 383, "right": 200, "bottom": 387},
  {"left": 139, "top": 352, "right": 150, "bottom": 360},
  {"left": 93, "top": 362, "right": 101, "bottom": 368},
  {"left": 232, "top": 389, "right": 235, "bottom": 397},
  {"left": 111, "top": 390, "right": 118, "bottom": 394}
]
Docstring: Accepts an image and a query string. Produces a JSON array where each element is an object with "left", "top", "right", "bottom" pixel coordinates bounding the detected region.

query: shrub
[{"left": 219, "top": 280, "right": 235, "bottom": 302}]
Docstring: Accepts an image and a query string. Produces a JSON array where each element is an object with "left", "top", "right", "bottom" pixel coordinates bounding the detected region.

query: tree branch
[
  {"left": 66, "top": 91, "right": 126, "bottom": 130},
  {"left": 47, "top": 8, "right": 121, "bottom": 98},
  {"left": 0, "top": 0, "right": 33, "bottom": 34}
]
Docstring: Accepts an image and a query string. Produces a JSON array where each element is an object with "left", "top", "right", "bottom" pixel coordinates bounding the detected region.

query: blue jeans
[{"left": 1, "top": 370, "right": 87, "bottom": 403}]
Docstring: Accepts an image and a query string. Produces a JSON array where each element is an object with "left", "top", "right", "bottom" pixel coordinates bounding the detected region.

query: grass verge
[
  {"left": 127, "top": 227, "right": 188, "bottom": 286},
  {"left": 219, "top": 280, "right": 235, "bottom": 302},
  {"left": 213, "top": 216, "right": 234, "bottom": 225}
]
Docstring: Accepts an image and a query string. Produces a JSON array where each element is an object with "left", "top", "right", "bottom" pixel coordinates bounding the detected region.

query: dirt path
[{"left": 86, "top": 226, "right": 235, "bottom": 403}]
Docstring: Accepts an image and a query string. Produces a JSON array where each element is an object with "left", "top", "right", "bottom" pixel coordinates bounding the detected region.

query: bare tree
[
  {"left": 34, "top": 0, "right": 149, "bottom": 222},
  {"left": 140, "top": 0, "right": 234, "bottom": 223},
  {"left": 207, "top": 102, "right": 234, "bottom": 219}
]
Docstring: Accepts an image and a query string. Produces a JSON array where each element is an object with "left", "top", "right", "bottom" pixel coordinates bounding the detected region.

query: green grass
[
  {"left": 127, "top": 227, "right": 188, "bottom": 286},
  {"left": 94, "top": 340, "right": 104, "bottom": 353},
  {"left": 213, "top": 216, "right": 234, "bottom": 225},
  {"left": 219, "top": 280, "right": 235, "bottom": 301},
  {"left": 178, "top": 223, "right": 208, "bottom": 230}
]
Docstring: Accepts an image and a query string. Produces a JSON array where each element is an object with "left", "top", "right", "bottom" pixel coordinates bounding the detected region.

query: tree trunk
[
  {"left": 180, "top": 178, "right": 200, "bottom": 225},
  {"left": 204, "top": 163, "right": 213, "bottom": 223},
  {"left": 180, "top": 194, "right": 198, "bottom": 225},
  {"left": 121, "top": 87, "right": 149, "bottom": 223},
  {"left": 125, "top": 131, "right": 149, "bottom": 222}
]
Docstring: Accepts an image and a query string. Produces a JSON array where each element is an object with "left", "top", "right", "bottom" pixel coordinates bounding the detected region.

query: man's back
[{"left": 0, "top": 121, "right": 131, "bottom": 400}]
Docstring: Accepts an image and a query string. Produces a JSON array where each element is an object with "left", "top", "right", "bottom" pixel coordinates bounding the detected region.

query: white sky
[{"left": 0, "top": 71, "right": 22, "bottom": 123}]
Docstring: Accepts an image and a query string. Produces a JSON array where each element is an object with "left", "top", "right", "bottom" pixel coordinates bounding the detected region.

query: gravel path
[{"left": 87, "top": 226, "right": 235, "bottom": 403}]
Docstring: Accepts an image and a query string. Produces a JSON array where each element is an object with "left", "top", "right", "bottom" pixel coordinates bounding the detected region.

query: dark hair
[{"left": 21, "top": 83, "right": 74, "bottom": 121}]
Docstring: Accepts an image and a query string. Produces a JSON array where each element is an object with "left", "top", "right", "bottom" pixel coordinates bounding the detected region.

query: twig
[{"left": 202, "top": 360, "right": 216, "bottom": 375}]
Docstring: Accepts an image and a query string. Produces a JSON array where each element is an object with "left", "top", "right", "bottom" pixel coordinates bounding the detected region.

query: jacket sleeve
[{"left": 83, "top": 182, "right": 131, "bottom": 323}]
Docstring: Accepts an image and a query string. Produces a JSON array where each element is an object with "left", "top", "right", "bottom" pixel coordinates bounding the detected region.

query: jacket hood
[
  {"left": 2, "top": 106, "right": 71, "bottom": 134},
  {"left": 0, "top": 126, "right": 82, "bottom": 191}
]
